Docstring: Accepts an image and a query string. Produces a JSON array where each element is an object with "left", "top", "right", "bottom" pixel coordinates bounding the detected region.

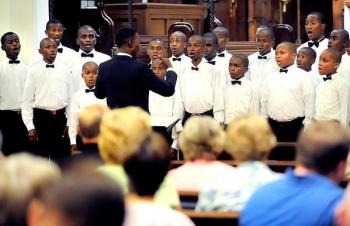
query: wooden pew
[{"left": 180, "top": 209, "right": 239, "bottom": 226}]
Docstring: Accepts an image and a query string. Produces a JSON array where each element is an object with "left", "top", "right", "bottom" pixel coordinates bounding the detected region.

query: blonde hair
[
  {"left": 179, "top": 116, "right": 225, "bottom": 161},
  {"left": 225, "top": 114, "right": 277, "bottom": 161},
  {"left": 98, "top": 107, "right": 151, "bottom": 164}
]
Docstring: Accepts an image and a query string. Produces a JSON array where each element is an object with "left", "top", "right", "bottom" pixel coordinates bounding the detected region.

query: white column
[{"left": 0, "top": 0, "right": 48, "bottom": 64}]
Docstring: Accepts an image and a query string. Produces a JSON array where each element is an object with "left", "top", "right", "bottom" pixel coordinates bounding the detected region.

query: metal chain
[{"left": 128, "top": 0, "right": 134, "bottom": 29}]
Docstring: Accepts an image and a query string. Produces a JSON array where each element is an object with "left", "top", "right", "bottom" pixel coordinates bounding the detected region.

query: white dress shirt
[
  {"left": 297, "top": 37, "right": 329, "bottom": 73},
  {"left": 307, "top": 69, "right": 322, "bottom": 88},
  {"left": 216, "top": 49, "right": 232, "bottom": 68},
  {"left": 149, "top": 91, "right": 174, "bottom": 117},
  {"left": 169, "top": 54, "right": 192, "bottom": 77},
  {"left": 21, "top": 61, "right": 72, "bottom": 131},
  {"left": 68, "top": 86, "right": 107, "bottom": 144},
  {"left": 260, "top": 64, "right": 315, "bottom": 126},
  {"left": 205, "top": 56, "right": 231, "bottom": 85},
  {"left": 173, "top": 58, "right": 224, "bottom": 129},
  {"left": 315, "top": 73, "right": 349, "bottom": 127},
  {"left": 224, "top": 77, "right": 260, "bottom": 124},
  {"left": 71, "top": 49, "right": 111, "bottom": 93},
  {"left": 247, "top": 50, "right": 278, "bottom": 86},
  {"left": 28, "top": 43, "right": 76, "bottom": 67},
  {"left": 337, "top": 53, "right": 350, "bottom": 85},
  {"left": 0, "top": 58, "right": 27, "bottom": 110}
]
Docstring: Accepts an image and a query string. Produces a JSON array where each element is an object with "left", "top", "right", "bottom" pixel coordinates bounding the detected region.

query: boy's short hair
[
  {"left": 78, "top": 104, "right": 109, "bottom": 139},
  {"left": 231, "top": 53, "right": 249, "bottom": 68},
  {"left": 256, "top": 26, "right": 275, "bottom": 39},
  {"left": 277, "top": 42, "right": 297, "bottom": 54},
  {"left": 124, "top": 132, "right": 170, "bottom": 196},
  {"left": 115, "top": 27, "right": 137, "bottom": 48},
  {"left": 296, "top": 121, "right": 350, "bottom": 176},
  {"left": 45, "top": 18, "right": 63, "bottom": 30},
  {"left": 203, "top": 32, "right": 218, "bottom": 46},
  {"left": 324, "top": 48, "right": 342, "bottom": 63},
  {"left": 77, "top": 25, "right": 96, "bottom": 36},
  {"left": 1, "top": 32, "right": 16, "bottom": 45},
  {"left": 39, "top": 37, "right": 56, "bottom": 49},
  {"left": 149, "top": 38, "right": 164, "bottom": 46},
  {"left": 307, "top": 11, "right": 325, "bottom": 24},
  {"left": 299, "top": 47, "right": 317, "bottom": 60},
  {"left": 38, "top": 173, "right": 125, "bottom": 226},
  {"left": 189, "top": 35, "right": 205, "bottom": 46},
  {"left": 213, "top": 26, "right": 229, "bottom": 38},
  {"left": 82, "top": 61, "right": 98, "bottom": 72}
]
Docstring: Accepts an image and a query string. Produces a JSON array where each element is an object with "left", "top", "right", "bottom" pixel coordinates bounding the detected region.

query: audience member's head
[
  {"left": 124, "top": 132, "right": 170, "bottom": 197},
  {"left": 78, "top": 104, "right": 109, "bottom": 144},
  {"left": 98, "top": 107, "right": 151, "bottom": 164},
  {"left": 27, "top": 173, "right": 125, "bottom": 226},
  {"left": 0, "top": 153, "right": 61, "bottom": 226},
  {"left": 179, "top": 116, "right": 225, "bottom": 161},
  {"left": 296, "top": 121, "right": 350, "bottom": 183},
  {"left": 225, "top": 114, "right": 277, "bottom": 162}
]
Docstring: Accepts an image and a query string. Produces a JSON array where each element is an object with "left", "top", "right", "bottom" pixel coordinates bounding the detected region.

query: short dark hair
[
  {"left": 213, "top": 27, "right": 229, "bottom": 38},
  {"left": 277, "top": 42, "right": 297, "bottom": 54},
  {"left": 299, "top": 47, "right": 317, "bottom": 60},
  {"left": 231, "top": 53, "right": 249, "bottom": 68},
  {"left": 115, "top": 27, "right": 136, "bottom": 48},
  {"left": 296, "top": 121, "right": 350, "bottom": 176},
  {"left": 203, "top": 32, "right": 218, "bottom": 46},
  {"left": 124, "top": 132, "right": 170, "bottom": 196},
  {"left": 324, "top": 48, "right": 342, "bottom": 63},
  {"left": 39, "top": 173, "right": 125, "bottom": 226},
  {"left": 257, "top": 26, "right": 275, "bottom": 39},
  {"left": 45, "top": 18, "right": 63, "bottom": 30},
  {"left": 39, "top": 37, "right": 56, "bottom": 49},
  {"left": 189, "top": 35, "right": 205, "bottom": 47},
  {"left": 1, "top": 32, "right": 16, "bottom": 45},
  {"left": 77, "top": 25, "right": 96, "bottom": 37},
  {"left": 307, "top": 11, "right": 325, "bottom": 24}
]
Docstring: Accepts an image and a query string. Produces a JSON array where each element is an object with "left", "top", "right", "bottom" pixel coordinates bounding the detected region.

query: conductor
[{"left": 95, "top": 28, "right": 177, "bottom": 111}]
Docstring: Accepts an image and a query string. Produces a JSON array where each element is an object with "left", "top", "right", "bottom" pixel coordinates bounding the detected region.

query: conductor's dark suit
[{"left": 94, "top": 54, "right": 177, "bottom": 111}]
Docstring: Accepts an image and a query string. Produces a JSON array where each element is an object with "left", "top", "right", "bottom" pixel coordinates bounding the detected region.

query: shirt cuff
[{"left": 167, "top": 67, "right": 174, "bottom": 72}]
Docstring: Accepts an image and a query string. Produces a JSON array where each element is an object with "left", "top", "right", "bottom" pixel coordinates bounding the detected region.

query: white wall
[
  {"left": 0, "top": 0, "right": 48, "bottom": 64},
  {"left": 345, "top": 7, "right": 350, "bottom": 34}
]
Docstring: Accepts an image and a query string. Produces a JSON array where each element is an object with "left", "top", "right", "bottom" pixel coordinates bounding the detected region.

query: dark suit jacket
[{"left": 95, "top": 55, "right": 177, "bottom": 111}]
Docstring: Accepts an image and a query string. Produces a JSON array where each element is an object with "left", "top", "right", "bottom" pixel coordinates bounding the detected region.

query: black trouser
[
  {"left": 0, "top": 110, "right": 30, "bottom": 155},
  {"left": 268, "top": 117, "right": 304, "bottom": 142},
  {"left": 33, "top": 108, "right": 70, "bottom": 158},
  {"left": 182, "top": 109, "right": 214, "bottom": 126}
]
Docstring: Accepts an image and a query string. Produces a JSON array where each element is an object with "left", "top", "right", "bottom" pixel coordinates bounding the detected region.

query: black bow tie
[
  {"left": 231, "top": 80, "right": 241, "bottom": 85},
  {"left": 258, "top": 55, "right": 267, "bottom": 60},
  {"left": 191, "top": 66, "right": 199, "bottom": 71},
  {"left": 85, "top": 88, "right": 95, "bottom": 93},
  {"left": 217, "top": 53, "right": 225, "bottom": 57},
  {"left": 46, "top": 64, "right": 54, "bottom": 68},
  {"left": 207, "top": 61, "right": 216, "bottom": 65},
  {"left": 57, "top": 48, "right": 63, "bottom": 53},
  {"left": 9, "top": 60, "right": 20, "bottom": 64},
  {"left": 81, "top": 52, "right": 94, "bottom": 58},
  {"left": 323, "top": 76, "right": 332, "bottom": 81},
  {"left": 308, "top": 41, "right": 319, "bottom": 48},
  {"left": 172, "top": 57, "right": 181, "bottom": 61},
  {"left": 279, "top": 68, "right": 288, "bottom": 73}
]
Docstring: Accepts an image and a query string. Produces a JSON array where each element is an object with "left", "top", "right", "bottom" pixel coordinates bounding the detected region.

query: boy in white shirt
[
  {"left": 327, "top": 29, "right": 350, "bottom": 84},
  {"left": 261, "top": 42, "right": 315, "bottom": 141},
  {"left": 173, "top": 35, "right": 224, "bottom": 127},
  {"left": 22, "top": 38, "right": 72, "bottom": 158},
  {"left": 168, "top": 31, "right": 192, "bottom": 72},
  {"left": 71, "top": 25, "right": 111, "bottom": 93},
  {"left": 69, "top": 61, "right": 106, "bottom": 153},
  {"left": 315, "top": 48, "right": 349, "bottom": 127},
  {"left": 213, "top": 27, "right": 232, "bottom": 67},
  {"left": 29, "top": 18, "right": 76, "bottom": 67},
  {"left": 297, "top": 12, "right": 329, "bottom": 72},
  {"left": 224, "top": 54, "right": 259, "bottom": 125},
  {"left": 296, "top": 47, "right": 321, "bottom": 87},
  {"left": 248, "top": 26, "right": 278, "bottom": 86},
  {"left": 0, "top": 32, "right": 29, "bottom": 155}
]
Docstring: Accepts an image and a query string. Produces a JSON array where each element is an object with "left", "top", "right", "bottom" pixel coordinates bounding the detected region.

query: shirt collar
[
  {"left": 259, "top": 49, "right": 274, "bottom": 59},
  {"left": 218, "top": 49, "right": 228, "bottom": 55},
  {"left": 117, "top": 52, "right": 132, "bottom": 58},
  {"left": 79, "top": 49, "right": 96, "bottom": 55}
]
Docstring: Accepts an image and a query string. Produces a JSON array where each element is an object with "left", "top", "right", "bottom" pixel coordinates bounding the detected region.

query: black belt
[
  {"left": 0, "top": 109, "right": 21, "bottom": 115},
  {"left": 34, "top": 108, "right": 65, "bottom": 117},
  {"left": 268, "top": 116, "right": 304, "bottom": 127},
  {"left": 183, "top": 109, "right": 214, "bottom": 126}
]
